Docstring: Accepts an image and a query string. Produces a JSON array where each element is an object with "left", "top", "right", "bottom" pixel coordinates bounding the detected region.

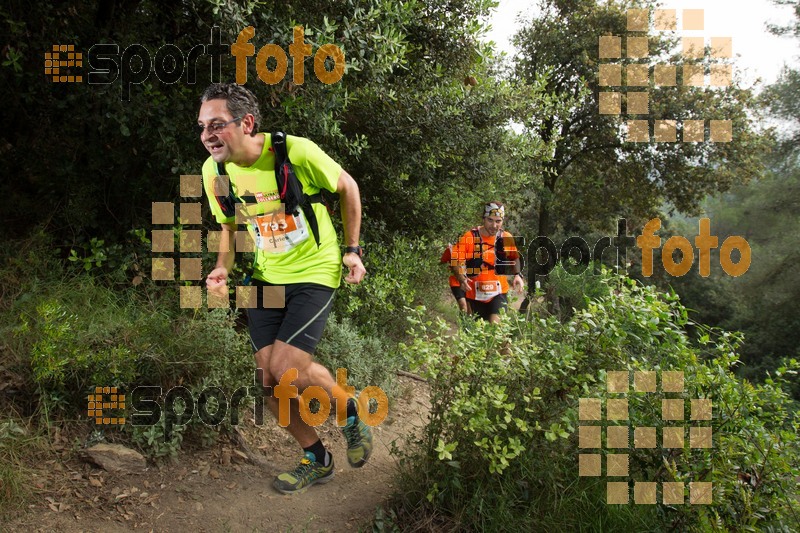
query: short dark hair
[{"left": 200, "top": 83, "right": 261, "bottom": 136}]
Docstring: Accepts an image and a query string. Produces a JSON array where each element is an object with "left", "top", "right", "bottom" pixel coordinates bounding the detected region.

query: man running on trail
[
  {"left": 449, "top": 202, "right": 524, "bottom": 323},
  {"left": 198, "top": 83, "right": 372, "bottom": 494}
]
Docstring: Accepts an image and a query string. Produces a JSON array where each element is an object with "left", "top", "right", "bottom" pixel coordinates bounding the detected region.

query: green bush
[
  {"left": 2, "top": 230, "right": 408, "bottom": 461},
  {"left": 1, "top": 234, "right": 255, "bottom": 459},
  {"left": 130, "top": 417, "right": 186, "bottom": 462},
  {"left": 543, "top": 261, "right": 615, "bottom": 315},
  {"left": 316, "top": 313, "right": 397, "bottom": 395},
  {"left": 28, "top": 298, "right": 137, "bottom": 394},
  {"left": 396, "top": 275, "right": 800, "bottom": 531},
  {"left": 10, "top": 276, "right": 252, "bottom": 398},
  {"left": 333, "top": 235, "right": 443, "bottom": 341}
]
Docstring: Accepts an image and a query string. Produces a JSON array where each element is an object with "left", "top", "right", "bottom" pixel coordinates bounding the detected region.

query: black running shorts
[
  {"left": 450, "top": 286, "right": 467, "bottom": 301},
  {"left": 247, "top": 280, "right": 335, "bottom": 355},
  {"left": 467, "top": 293, "right": 508, "bottom": 321}
]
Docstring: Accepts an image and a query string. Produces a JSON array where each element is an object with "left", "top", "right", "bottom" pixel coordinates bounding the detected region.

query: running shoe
[
  {"left": 273, "top": 451, "right": 334, "bottom": 494},
  {"left": 343, "top": 416, "right": 373, "bottom": 468}
]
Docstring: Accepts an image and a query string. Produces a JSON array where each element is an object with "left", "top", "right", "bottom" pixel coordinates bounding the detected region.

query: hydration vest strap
[{"left": 271, "top": 132, "right": 322, "bottom": 248}]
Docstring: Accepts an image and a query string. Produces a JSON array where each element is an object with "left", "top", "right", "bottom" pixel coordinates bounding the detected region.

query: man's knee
[
  {"left": 268, "top": 342, "right": 312, "bottom": 386},
  {"left": 254, "top": 346, "right": 276, "bottom": 386}
]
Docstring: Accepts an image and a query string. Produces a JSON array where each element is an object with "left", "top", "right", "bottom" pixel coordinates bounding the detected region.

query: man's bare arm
[{"left": 335, "top": 170, "right": 366, "bottom": 284}]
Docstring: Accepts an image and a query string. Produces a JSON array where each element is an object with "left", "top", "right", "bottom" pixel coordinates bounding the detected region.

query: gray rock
[{"left": 83, "top": 443, "right": 146, "bottom": 473}]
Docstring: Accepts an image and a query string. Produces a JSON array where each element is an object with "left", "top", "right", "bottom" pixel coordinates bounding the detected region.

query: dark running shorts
[
  {"left": 450, "top": 286, "right": 467, "bottom": 301},
  {"left": 467, "top": 293, "right": 508, "bottom": 321},
  {"left": 246, "top": 280, "right": 335, "bottom": 355}
]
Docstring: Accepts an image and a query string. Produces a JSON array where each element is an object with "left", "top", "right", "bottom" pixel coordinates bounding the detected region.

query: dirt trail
[{"left": 4, "top": 376, "right": 429, "bottom": 533}]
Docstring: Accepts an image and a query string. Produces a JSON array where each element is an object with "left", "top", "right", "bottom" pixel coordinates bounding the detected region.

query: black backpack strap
[
  {"left": 214, "top": 162, "right": 257, "bottom": 285},
  {"left": 213, "top": 162, "right": 237, "bottom": 219},
  {"left": 272, "top": 131, "right": 322, "bottom": 248},
  {"left": 494, "top": 232, "right": 522, "bottom": 275},
  {"left": 494, "top": 230, "right": 507, "bottom": 274},
  {"left": 466, "top": 228, "right": 514, "bottom": 275},
  {"left": 465, "top": 227, "right": 484, "bottom": 275},
  {"left": 214, "top": 162, "right": 256, "bottom": 219}
]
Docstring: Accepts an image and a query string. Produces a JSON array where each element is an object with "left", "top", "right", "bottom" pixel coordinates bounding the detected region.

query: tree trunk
[{"left": 536, "top": 165, "right": 560, "bottom": 313}]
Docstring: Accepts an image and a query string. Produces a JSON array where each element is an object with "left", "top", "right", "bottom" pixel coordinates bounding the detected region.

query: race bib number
[
  {"left": 474, "top": 280, "right": 501, "bottom": 302},
  {"left": 251, "top": 211, "right": 309, "bottom": 253}
]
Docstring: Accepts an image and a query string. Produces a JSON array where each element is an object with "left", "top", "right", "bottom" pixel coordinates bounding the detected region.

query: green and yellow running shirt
[{"left": 201, "top": 133, "right": 343, "bottom": 288}]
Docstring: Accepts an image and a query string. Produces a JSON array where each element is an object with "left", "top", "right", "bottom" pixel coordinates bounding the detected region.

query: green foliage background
[
  {"left": 399, "top": 274, "right": 799, "bottom": 531},
  {"left": 0, "top": 0, "right": 533, "bottom": 246}
]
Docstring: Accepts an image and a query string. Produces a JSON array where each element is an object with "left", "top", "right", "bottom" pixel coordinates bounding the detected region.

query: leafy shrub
[
  {"left": 2, "top": 232, "right": 255, "bottom": 459},
  {"left": 316, "top": 313, "right": 397, "bottom": 396},
  {"left": 12, "top": 279, "right": 251, "bottom": 396},
  {"left": 396, "top": 275, "right": 800, "bottom": 531},
  {"left": 334, "top": 235, "right": 442, "bottom": 341},
  {"left": 28, "top": 299, "right": 137, "bottom": 395},
  {"left": 543, "top": 261, "right": 615, "bottom": 315},
  {"left": 130, "top": 417, "right": 185, "bottom": 462}
]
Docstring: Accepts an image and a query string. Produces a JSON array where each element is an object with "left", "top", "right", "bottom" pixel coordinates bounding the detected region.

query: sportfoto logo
[
  {"left": 47, "top": 26, "right": 345, "bottom": 100},
  {"left": 525, "top": 218, "right": 750, "bottom": 281},
  {"left": 89, "top": 369, "right": 388, "bottom": 440}
]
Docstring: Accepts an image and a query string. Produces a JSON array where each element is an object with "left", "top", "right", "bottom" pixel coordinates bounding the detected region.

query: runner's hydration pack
[
  {"left": 440, "top": 229, "right": 515, "bottom": 275},
  {"left": 213, "top": 131, "right": 323, "bottom": 247}
]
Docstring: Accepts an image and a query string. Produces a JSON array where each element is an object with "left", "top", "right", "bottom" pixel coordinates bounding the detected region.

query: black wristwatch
[{"left": 344, "top": 245, "right": 363, "bottom": 257}]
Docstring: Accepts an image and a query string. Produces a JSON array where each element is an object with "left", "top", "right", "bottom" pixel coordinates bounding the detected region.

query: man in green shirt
[{"left": 198, "top": 83, "right": 371, "bottom": 494}]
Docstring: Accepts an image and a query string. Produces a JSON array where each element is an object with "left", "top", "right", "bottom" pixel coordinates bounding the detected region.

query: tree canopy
[
  {"left": 510, "top": 0, "right": 769, "bottom": 238},
  {"left": 667, "top": 0, "right": 800, "bottom": 395},
  {"left": 0, "top": 0, "right": 544, "bottom": 247}
]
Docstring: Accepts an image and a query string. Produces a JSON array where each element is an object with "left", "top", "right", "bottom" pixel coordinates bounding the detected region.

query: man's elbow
[{"left": 336, "top": 171, "right": 359, "bottom": 197}]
